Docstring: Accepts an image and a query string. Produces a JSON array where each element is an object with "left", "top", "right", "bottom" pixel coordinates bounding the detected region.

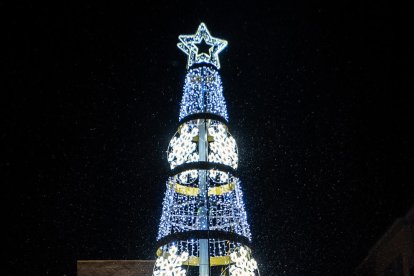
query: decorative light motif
[
  {"left": 177, "top": 170, "right": 198, "bottom": 185},
  {"left": 159, "top": 118, "right": 251, "bottom": 248},
  {"left": 157, "top": 176, "right": 251, "bottom": 242},
  {"left": 167, "top": 122, "right": 199, "bottom": 169},
  {"left": 179, "top": 67, "right": 228, "bottom": 121},
  {"left": 167, "top": 120, "right": 239, "bottom": 171},
  {"left": 153, "top": 246, "right": 189, "bottom": 276},
  {"left": 157, "top": 240, "right": 243, "bottom": 266},
  {"left": 177, "top": 22, "right": 227, "bottom": 69},
  {"left": 229, "top": 246, "right": 258, "bottom": 276},
  {"left": 208, "top": 121, "right": 238, "bottom": 169}
]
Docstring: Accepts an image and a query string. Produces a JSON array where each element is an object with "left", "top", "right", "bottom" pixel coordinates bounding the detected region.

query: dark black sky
[{"left": 4, "top": 1, "right": 413, "bottom": 275}]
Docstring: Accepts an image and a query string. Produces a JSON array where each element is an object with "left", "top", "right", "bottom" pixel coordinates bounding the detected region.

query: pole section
[{"left": 198, "top": 117, "right": 209, "bottom": 276}]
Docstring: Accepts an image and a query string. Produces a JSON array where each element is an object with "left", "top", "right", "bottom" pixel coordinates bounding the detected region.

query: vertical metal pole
[{"left": 198, "top": 118, "right": 209, "bottom": 276}]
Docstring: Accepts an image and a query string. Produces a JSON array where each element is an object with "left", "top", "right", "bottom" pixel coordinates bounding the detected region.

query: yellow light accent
[
  {"left": 156, "top": 247, "right": 232, "bottom": 266},
  {"left": 191, "top": 134, "right": 213, "bottom": 142},
  {"left": 157, "top": 247, "right": 232, "bottom": 266},
  {"left": 208, "top": 182, "right": 235, "bottom": 196},
  {"left": 170, "top": 182, "right": 235, "bottom": 196},
  {"left": 174, "top": 183, "right": 199, "bottom": 196},
  {"left": 183, "top": 256, "right": 232, "bottom": 266}
]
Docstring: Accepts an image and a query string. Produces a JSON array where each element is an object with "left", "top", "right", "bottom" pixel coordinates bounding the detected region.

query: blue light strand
[{"left": 179, "top": 66, "right": 229, "bottom": 121}]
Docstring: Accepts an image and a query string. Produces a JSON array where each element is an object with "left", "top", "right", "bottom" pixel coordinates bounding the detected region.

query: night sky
[{"left": 4, "top": 1, "right": 413, "bottom": 275}]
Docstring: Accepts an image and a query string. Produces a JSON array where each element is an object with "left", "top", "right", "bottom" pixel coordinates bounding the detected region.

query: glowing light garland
[
  {"left": 177, "top": 22, "right": 227, "bottom": 69},
  {"left": 179, "top": 67, "right": 228, "bottom": 121},
  {"left": 157, "top": 176, "right": 251, "bottom": 242}
]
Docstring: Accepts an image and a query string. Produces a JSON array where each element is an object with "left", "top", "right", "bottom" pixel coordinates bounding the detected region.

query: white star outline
[{"left": 177, "top": 22, "right": 228, "bottom": 69}]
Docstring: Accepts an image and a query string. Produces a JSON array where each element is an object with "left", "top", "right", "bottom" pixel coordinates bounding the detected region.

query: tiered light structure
[{"left": 153, "top": 23, "right": 259, "bottom": 276}]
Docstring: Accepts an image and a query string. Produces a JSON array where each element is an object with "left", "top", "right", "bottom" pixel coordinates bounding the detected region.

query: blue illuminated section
[{"left": 178, "top": 66, "right": 229, "bottom": 121}]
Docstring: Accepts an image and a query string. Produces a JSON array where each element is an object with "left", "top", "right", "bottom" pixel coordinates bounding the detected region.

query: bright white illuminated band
[
  {"left": 167, "top": 120, "right": 237, "bottom": 173},
  {"left": 167, "top": 122, "right": 199, "bottom": 169},
  {"left": 177, "top": 22, "right": 227, "bottom": 69},
  {"left": 208, "top": 122, "right": 238, "bottom": 169}
]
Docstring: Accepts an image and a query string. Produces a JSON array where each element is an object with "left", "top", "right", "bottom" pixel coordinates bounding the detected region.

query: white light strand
[{"left": 157, "top": 175, "right": 252, "bottom": 244}]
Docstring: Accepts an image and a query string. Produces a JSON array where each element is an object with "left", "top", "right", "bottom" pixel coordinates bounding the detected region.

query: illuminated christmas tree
[{"left": 153, "top": 23, "right": 259, "bottom": 276}]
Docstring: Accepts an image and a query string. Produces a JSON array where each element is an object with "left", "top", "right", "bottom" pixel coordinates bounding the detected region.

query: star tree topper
[{"left": 177, "top": 22, "right": 228, "bottom": 69}]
